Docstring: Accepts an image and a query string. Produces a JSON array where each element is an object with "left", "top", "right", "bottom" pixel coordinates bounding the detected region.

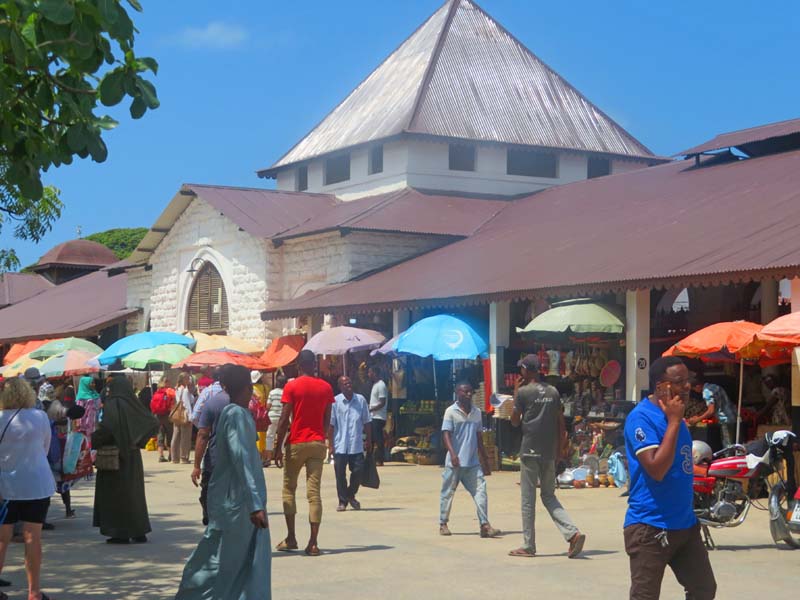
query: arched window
[{"left": 186, "top": 263, "right": 229, "bottom": 333}]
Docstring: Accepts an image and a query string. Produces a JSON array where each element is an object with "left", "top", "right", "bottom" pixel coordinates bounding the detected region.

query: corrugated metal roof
[
  {"left": 264, "top": 0, "right": 653, "bottom": 174},
  {"left": 262, "top": 148, "right": 800, "bottom": 318},
  {"left": 267, "top": 2, "right": 451, "bottom": 171},
  {"left": 408, "top": 0, "right": 652, "bottom": 156},
  {"left": 678, "top": 117, "right": 800, "bottom": 156},
  {"left": 0, "top": 270, "right": 136, "bottom": 343},
  {"left": 274, "top": 187, "right": 508, "bottom": 241},
  {"left": 128, "top": 184, "right": 337, "bottom": 264},
  {"left": 0, "top": 273, "right": 52, "bottom": 308}
]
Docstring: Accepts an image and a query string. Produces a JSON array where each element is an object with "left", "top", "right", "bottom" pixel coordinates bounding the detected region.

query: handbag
[
  {"left": 95, "top": 446, "right": 120, "bottom": 471},
  {"left": 169, "top": 398, "right": 188, "bottom": 426}
]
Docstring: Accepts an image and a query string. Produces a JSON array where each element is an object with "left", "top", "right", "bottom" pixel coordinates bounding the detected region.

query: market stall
[{"left": 493, "top": 298, "right": 630, "bottom": 471}]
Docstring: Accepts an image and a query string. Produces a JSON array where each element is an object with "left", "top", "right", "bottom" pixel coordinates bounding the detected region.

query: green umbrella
[
  {"left": 29, "top": 337, "right": 103, "bottom": 359},
  {"left": 516, "top": 299, "right": 625, "bottom": 335},
  {"left": 120, "top": 344, "right": 194, "bottom": 370}
]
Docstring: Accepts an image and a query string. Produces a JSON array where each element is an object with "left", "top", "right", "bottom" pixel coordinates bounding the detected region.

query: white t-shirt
[
  {"left": 369, "top": 380, "right": 388, "bottom": 421},
  {"left": 0, "top": 408, "right": 56, "bottom": 500}
]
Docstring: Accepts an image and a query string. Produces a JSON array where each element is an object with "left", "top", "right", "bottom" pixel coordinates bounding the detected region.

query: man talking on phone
[{"left": 623, "top": 357, "right": 716, "bottom": 599}]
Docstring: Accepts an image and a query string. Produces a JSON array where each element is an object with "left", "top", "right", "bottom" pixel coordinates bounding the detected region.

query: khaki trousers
[{"left": 282, "top": 441, "right": 327, "bottom": 523}]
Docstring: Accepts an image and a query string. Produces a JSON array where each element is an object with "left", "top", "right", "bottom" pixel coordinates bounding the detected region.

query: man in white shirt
[
  {"left": 329, "top": 376, "right": 372, "bottom": 511},
  {"left": 368, "top": 367, "right": 388, "bottom": 466}
]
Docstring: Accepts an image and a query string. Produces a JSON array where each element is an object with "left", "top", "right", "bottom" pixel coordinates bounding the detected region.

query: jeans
[
  {"left": 624, "top": 522, "right": 716, "bottom": 599},
  {"left": 282, "top": 441, "right": 327, "bottom": 523},
  {"left": 440, "top": 465, "right": 488, "bottom": 526},
  {"left": 520, "top": 456, "right": 578, "bottom": 552},
  {"left": 334, "top": 453, "right": 365, "bottom": 505},
  {"left": 371, "top": 419, "right": 385, "bottom": 462}
]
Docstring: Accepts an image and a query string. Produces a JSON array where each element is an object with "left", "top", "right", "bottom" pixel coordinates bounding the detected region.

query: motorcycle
[{"left": 692, "top": 430, "right": 799, "bottom": 549}]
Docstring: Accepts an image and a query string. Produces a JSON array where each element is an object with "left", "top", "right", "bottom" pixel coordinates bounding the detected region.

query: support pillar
[
  {"left": 393, "top": 309, "right": 410, "bottom": 337},
  {"left": 626, "top": 289, "right": 651, "bottom": 402},
  {"left": 791, "top": 278, "right": 800, "bottom": 313},
  {"left": 489, "top": 301, "right": 511, "bottom": 394},
  {"left": 761, "top": 279, "right": 779, "bottom": 324},
  {"left": 309, "top": 313, "right": 323, "bottom": 337}
]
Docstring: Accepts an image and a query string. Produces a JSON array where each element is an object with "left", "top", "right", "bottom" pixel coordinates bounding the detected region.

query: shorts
[{"left": 3, "top": 498, "right": 51, "bottom": 525}]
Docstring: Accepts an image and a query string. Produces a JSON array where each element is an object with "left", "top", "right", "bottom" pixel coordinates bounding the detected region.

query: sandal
[
  {"left": 0, "top": 578, "right": 10, "bottom": 587},
  {"left": 276, "top": 539, "right": 298, "bottom": 552},
  {"left": 508, "top": 547, "right": 536, "bottom": 557},
  {"left": 304, "top": 545, "right": 321, "bottom": 556}
]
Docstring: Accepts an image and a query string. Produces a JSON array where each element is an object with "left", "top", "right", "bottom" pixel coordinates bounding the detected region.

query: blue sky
[{"left": 7, "top": 0, "right": 800, "bottom": 268}]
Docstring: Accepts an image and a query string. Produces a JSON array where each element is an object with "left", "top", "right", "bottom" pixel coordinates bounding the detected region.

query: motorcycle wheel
[{"left": 768, "top": 481, "right": 800, "bottom": 549}]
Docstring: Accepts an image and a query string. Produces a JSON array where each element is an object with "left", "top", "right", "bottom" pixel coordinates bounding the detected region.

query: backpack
[{"left": 150, "top": 388, "right": 173, "bottom": 416}]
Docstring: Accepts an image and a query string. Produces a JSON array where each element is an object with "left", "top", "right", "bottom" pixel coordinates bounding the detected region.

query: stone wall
[{"left": 144, "top": 197, "right": 271, "bottom": 346}]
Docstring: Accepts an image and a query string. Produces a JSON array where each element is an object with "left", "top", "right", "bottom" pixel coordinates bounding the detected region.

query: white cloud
[{"left": 170, "top": 22, "right": 249, "bottom": 50}]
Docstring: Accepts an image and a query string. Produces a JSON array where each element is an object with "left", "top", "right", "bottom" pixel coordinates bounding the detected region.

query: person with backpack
[{"left": 150, "top": 377, "right": 175, "bottom": 463}]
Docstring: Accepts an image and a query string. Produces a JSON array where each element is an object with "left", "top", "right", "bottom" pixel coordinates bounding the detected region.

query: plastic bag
[
  {"left": 608, "top": 452, "right": 628, "bottom": 488},
  {"left": 362, "top": 452, "right": 380, "bottom": 489},
  {"left": 145, "top": 437, "right": 157, "bottom": 452},
  {"left": 62, "top": 434, "right": 93, "bottom": 482},
  {"left": 62, "top": 432, "right": 84, "bottom": 474}
]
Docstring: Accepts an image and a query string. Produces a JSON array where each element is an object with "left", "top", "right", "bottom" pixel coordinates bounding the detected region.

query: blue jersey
[{"left": 624, "top": 398, "right": 696, "bottom": 530}]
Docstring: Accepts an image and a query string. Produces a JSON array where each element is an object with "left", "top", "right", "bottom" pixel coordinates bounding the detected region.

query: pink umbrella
[
  {"left": 303, "top": 326, "right": 386, "bottom": 355},
  {"left": 38, "top": 350, "right": 100, "bottom": 377}
]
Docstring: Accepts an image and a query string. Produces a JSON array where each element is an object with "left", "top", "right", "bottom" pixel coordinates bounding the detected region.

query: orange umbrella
[
  {"left": 173, "top": 350, "right": 270, "bottom": 370},
  {"left": 260, "top": 335, "right": 305, "bottom": 369},
  {"left": 663, "top": 320, "right": 764, "bottom": 361},
  {"left": 663, "top": 320, "right": 787, "bottom": 444},
  {"left": 754, "top": 312, "right": 800, "bottom": 348},
  {"left": 4, "top": 339, "right": 55, "bottom": 365}
]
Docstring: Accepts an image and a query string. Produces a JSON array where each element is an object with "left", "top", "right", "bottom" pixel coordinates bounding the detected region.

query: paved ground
[{"left": 2, "top": 452, "right": 797, "bottom": 599}]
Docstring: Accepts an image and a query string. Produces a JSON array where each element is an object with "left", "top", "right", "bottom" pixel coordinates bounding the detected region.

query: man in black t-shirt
[{"left": 508, "top": 354, "right": 585, "bottom": 558}]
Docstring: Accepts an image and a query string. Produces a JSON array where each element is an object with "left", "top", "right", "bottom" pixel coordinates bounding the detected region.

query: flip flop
[
  {"left": 508, "top": 547, "right": 536, "bottom": 557},
  {"left": 0, "top": 579, "right": 10, "bottom": 587},
  {"left": 304, "top": 545, "right": 321, "bottom": 556},
  {"left": 276, "top": 539, "right": 298, "bottom": 552}
]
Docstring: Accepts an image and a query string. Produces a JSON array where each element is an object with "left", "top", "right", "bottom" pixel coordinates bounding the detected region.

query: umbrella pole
[
  {"left": 343, "top": 352, "right": 347, "bottom": 377},
  {"left": 432, "top": 356, "right": 438, "bottom": 403},
  {"left": 736, "top": 358, "right": 744, "bottom": 445}
]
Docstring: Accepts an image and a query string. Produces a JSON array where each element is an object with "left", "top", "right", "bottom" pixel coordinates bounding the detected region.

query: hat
[
  {"left": 23, "top": 367, "right": 45, "bottom": 385},
  {"left": 517, "top": 354, "right": 540, "bottom": 371},
  {"left": 250, "top": 370, "right": 263, "bottom": 385}
]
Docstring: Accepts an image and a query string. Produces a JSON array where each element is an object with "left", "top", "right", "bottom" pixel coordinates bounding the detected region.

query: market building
[{"left": 120, "top": 0, "right": 657, "bottom": 348}]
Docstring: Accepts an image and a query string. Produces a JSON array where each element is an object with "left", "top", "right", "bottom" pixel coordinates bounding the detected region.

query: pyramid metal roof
[{"left": 262, "top": 0, "right": 653, "bottom": 175}]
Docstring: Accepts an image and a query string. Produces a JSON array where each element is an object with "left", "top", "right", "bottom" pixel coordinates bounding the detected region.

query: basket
[
  {"left": 417, "top": 454, "right": 439, "bottom": 466},
  {"left": 404, "top": 452, "right": 417, "bottom": 464}
]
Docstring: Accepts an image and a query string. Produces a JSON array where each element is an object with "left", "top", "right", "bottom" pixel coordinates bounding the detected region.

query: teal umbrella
[
  {"left": 517, "top": 299, "right": 625, "bottom": 335},
  {"left": 120, "top": 344, "right": 194, "bottom": 370},
  {"left": 29, "top": 337, "right": 103, "bottom": 359}
]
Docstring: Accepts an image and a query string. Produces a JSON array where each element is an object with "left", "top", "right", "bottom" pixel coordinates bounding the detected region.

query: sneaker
[
  {"left": 568, "top": 532, "right": 586, "bottom": 558},
  {"left": 439, "top": 523, "right": 452, "bottom": 536},
  {"left": 480, "top": 524, "right": 501, "bottom": 538},
  {"left": 158, "top": 456, "right": 168, "bottom": 463},
  {"left": 336, "top": 504, "right": 347, "bottom": 512}
]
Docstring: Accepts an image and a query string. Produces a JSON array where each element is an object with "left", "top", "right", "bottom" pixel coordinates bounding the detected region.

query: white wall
[
  {"left": 145, "top": 198, "right": 271, "bottom": 346},
  {"left": 274, "top": 139, "right": 653, "bottom": 198}
]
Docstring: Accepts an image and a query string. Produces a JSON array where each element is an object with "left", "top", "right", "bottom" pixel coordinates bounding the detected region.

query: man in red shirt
[{"left": 274, "top": 350, "right": 334, "bottom": 556}]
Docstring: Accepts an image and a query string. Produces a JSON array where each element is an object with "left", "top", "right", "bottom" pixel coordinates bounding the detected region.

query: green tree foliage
[
  {"left": 0, "top": 0, "right": 158, "bottom": 271},
  {"left": 84, "top": 225, "right": 146, "bottom": 259}
]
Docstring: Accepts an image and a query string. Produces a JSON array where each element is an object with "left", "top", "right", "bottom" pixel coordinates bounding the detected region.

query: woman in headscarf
[
  {"left": 92, "top": 374, "right": 158, "bottom": 544},
  {"left": 176, "top": 365, "right": 271, "bottom": 600},
  {"left": 75, "top": 376, "right": 101, "bottom": 438}
]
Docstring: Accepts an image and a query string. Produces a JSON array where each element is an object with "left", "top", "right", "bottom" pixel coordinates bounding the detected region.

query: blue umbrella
[
  {"left": 97, "top": 332, "right": 196, "bottom": 366},
  {"left": 395, "top": 315, "right": 488, "bottom": 361}
]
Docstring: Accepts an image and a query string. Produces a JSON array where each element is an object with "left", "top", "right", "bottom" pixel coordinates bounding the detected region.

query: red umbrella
[
  {"left": 173, "top": 350, "right": 270, "bottom": 370},
  {"left": 260, "top": 335, "right": 305, "bottom": 369}
]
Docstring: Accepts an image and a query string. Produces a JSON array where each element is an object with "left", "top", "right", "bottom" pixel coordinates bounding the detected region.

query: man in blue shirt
[
  {"left": 624, "top": 357, "right": 716, "bottom": 599},
  {"left": 190, "top": 367, "right": 230, "bottom": 526},
  {"left": 329, "top": 376, "right": 372, "bottom": 511},
  {"left": 439, "top": 381, "right": 499, "bottom": 538}
]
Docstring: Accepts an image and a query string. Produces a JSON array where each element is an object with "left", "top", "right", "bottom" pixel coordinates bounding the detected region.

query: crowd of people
[{"left": 0, "top": 347, "right": 726, "bottom": 600}]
